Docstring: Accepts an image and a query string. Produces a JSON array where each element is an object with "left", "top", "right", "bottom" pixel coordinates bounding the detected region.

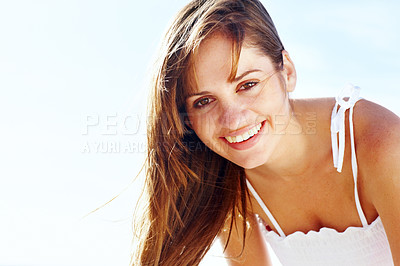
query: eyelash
[
  {"left": 237, "top": 81, "right": 259, "bottom": 92},
  {"left": 193, "top": 81, "right": 259, "bottom": 108},
  {"left": 193, "top": 97, "right": 214, "bottom": 108}
]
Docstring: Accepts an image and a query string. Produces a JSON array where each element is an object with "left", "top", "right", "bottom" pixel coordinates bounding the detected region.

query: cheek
[
  {"left": 264, "top": 78, "right": 287, "bottom": 105},
  {"left": 189, "top": 114, "right": 216, "bottom": 139},
  {"left": 252, "top": 90, "right": 286, "bottom": 115},
  {"left": 250, "top": 85, "right": 290, "bottom": 130}
]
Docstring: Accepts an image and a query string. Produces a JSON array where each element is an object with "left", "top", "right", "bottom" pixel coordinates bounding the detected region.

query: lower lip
[{"left": 222, "top": 121, "right": 266, "bottom": 151}]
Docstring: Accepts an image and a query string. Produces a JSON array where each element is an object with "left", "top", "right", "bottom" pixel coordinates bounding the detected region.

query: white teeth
[{"left": 224, "top": 123, "right": 262, "bottom": 144}]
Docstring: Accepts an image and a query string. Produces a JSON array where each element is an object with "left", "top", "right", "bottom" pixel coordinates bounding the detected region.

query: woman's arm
[
  {"left": 369, "top": 127, "right": 400, "bottom": 265},
  {"left": 218, "top": 212, "right": 273, "bottom": 266},
  {"left": 358, "top": 101, "right": 400, "bottom": 265}
]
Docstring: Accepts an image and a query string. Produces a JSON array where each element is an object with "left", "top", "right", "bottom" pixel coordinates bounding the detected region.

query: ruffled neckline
[{"left": 256, "top": 215, "right": 382, "bottom": 242}]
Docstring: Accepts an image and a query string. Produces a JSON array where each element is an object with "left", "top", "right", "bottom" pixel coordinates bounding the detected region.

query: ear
[{"left": 281, "top": 50, "right": 297, "bottom": 93}]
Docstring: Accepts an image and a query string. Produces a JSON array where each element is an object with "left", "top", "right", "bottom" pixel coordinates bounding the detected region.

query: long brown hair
[{"left": 133, "top": 0, "right": 285, "bottom": 265}]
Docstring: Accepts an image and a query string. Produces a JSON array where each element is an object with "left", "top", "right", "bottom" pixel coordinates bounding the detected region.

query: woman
[{"left": 133, "top": 0, "right": 400, "bottom": 265}]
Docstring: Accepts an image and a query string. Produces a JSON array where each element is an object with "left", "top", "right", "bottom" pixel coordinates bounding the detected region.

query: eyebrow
[
  {"left": 233, "top": 69, "right": 262, "bottom": 82},
  {"left": 186, "top": 69, "right": 262, "bottom": 98}
]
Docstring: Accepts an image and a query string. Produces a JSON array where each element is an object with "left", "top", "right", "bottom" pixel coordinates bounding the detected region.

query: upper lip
[{"left": 221, "top": 121, "right": 264, "bottom": 138}]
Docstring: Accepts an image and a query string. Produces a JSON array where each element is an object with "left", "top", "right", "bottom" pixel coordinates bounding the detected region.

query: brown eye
[
  {"left": 194, "top": 97, "right": 212, "bottom": 108},
  {"left": 199, "top": 98, "right": 209, "bottom": 105},
  {"left": 239, "top": 81, "right": 258, "bottom": 91}
]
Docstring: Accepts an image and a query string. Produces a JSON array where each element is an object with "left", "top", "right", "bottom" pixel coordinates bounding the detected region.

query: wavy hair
[{"left": 133, "top": 0, "right": 284, "bottom": 265}]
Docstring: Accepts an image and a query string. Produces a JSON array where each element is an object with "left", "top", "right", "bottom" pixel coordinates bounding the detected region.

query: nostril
[{"left": 218, "top": 109, "right": 245, "bottom": 129}]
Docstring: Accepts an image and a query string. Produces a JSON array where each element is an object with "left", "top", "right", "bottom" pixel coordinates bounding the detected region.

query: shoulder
[
  {"left": 353, "top": 99, "right": 400, "bottom": 201},
  {"left": 354, "top": 99, "right": 400, "bottom": 168},
  {"left": 354, "top": 99, "right": 400, "bottom": 264}
]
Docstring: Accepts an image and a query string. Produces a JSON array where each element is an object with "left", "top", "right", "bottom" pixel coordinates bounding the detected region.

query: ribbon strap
[
  {"left": 330, "top": 84, "right": 361, "bottom": 172},
  {"left": 330, "top": 84, "right": 368, "bottom": 227}
]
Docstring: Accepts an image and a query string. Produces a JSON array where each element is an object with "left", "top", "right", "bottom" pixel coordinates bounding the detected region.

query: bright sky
[{"left": 0, "top": 0, "right": 399, "bottom": 265}]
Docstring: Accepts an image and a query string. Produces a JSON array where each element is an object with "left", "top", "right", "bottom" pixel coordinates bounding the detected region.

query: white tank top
[{"left": 247, "top": 85, "right": 393, "bottom": 265}]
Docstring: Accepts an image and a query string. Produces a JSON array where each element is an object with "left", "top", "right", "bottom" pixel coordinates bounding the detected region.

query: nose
[{"left": 217, "top": 99, "right": 248, "bottom": 130}]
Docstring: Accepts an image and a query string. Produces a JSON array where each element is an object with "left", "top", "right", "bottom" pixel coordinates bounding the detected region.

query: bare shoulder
[
  {"left": 354, "top": 99, "right": 400, "bottom": 166},
  {"left": 354, "top": 100, "right": 400, "bottom": 264},
  {"left": 353, "top": 99, "right": 400, "bottom": 199}
]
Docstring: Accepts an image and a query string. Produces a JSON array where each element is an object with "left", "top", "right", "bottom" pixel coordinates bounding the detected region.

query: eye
[
  {"left": 237, "top": 81, "right": 259, "bottom": 92},
  {"left": 193, "top": 97, "right": 214, "bottom": 108}
]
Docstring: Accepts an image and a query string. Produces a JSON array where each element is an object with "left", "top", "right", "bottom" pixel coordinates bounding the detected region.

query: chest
[{"left": 249, "top": 166, "right": 377, "bottom": 236}]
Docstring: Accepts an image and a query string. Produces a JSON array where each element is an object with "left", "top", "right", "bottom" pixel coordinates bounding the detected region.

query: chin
[{"left": 232, "top": 157, "right": 266, "bottom": 170}]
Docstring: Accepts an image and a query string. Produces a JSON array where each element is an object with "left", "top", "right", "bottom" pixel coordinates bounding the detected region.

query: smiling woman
[
  {"left": 132, "top": 0, "right": 400, "bottom": 265},
  {"left": 185, "top": 33, "right": 296, "bottom": 169}
]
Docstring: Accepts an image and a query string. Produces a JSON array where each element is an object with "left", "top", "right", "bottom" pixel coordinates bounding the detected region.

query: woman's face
[{"left": 185, "top": 33, "right": 296, "bottom": 169}]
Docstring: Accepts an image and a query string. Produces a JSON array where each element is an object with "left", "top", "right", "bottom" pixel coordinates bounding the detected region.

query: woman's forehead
[{"left": 186, "top": 34, "right": 274, "bottom": 94}]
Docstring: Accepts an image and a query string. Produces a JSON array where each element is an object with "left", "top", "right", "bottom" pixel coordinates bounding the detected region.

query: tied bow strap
[
  {"left": 330, "top": 84, "right": 361, "bottom": 173},
  {"left": 330, "top": 84, "right": 368, "bottom": 226}
]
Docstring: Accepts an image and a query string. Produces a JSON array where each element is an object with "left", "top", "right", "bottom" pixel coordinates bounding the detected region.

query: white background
[{"left": 0, "top": 0, "right": 399, "bottom": 265}]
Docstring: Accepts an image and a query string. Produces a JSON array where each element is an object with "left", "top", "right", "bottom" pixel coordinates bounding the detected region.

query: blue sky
[{"left": 0, "top": 0, "right": 399, "bottom": 265}]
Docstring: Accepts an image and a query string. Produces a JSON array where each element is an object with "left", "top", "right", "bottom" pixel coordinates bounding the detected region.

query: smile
[{"left": 224, "top": 122, "right": 262, "bottom": 143}]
